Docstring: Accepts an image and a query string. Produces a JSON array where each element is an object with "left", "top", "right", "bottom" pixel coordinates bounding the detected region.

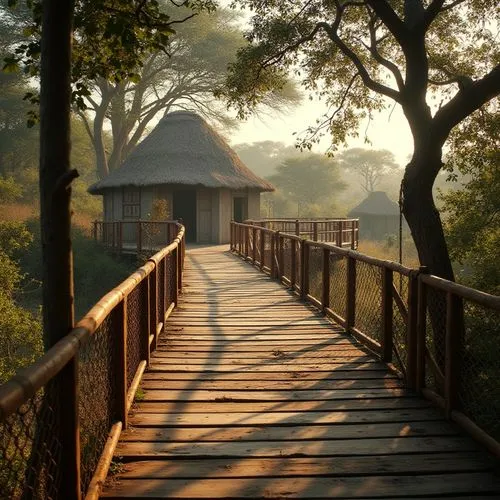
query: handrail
[
  {"left": 230, "top": 221, "right": 500, "bottom": 457},
  {"left": 0, "top": 223, "right": 185, "bottom": 499}
]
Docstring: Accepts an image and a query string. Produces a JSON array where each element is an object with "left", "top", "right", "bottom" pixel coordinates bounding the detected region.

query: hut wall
[
  {"left": 219, "top": 189, "right": 232, "bottom": 244},
  {"left": 210, "top": 190, "right": 220, "bottom": 243},
  {"left": 197, "top": 189, "right": 214, "bottom": 243},
  {"left": 141, "top": 188, "right": 153, "bottom": 219}
]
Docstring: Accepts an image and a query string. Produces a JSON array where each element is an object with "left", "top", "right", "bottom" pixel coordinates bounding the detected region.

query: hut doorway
[
  {"left": 233, "top": 197, "right": 247, "bottom": 223},
  {"left": 173, "top": 189, "right": 197, "bottom": 242}
]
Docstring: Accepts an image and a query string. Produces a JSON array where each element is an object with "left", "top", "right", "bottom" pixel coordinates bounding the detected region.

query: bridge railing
[
  {"left": 93, "top": 220, "right": 180, "bottom": 255},
  {"left": 0, "top": 223, "right": 185, "bottom": 499},
  {"left": 230, "top": 221, "right": 500, "bottom": 456},
  {"left": 244, "top": 218, "right": 359, "bottom": 248}
]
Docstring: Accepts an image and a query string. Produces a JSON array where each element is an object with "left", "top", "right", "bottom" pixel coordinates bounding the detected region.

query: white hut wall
[{"left": 219, "top": 188, "right": 232, "bottom": 244}]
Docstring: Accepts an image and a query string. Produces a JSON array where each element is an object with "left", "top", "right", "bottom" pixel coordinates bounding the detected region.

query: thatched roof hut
[
  {"left": 89, "top": 111, "right": 273, "bottom": 243},
  {"left": 348, "top": 191, "right": 400, "bottom": 240}
]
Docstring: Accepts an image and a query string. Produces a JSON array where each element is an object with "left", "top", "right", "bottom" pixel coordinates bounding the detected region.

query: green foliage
[
  {"left": 442, "top": 108, "right": 500, "bottom": 294},
  {"left": 0, "top": 175, "right": 22, "bottom": 202},
  {"left": 267, "top": 153, "right": 345, "bottom": 211},
  {"left": 19, "top": 219, "right": 135, "bottom": 319},
  {"left": 0, "top": 220, "right": 33, "bottom": 257},
  {"left": 3, "top": 0, "right": 217, "bottom": 113}
]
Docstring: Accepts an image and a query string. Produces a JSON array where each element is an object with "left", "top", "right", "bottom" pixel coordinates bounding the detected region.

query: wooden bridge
[{"left": 1, "top": 221, "right": 499, "bottom": 499}]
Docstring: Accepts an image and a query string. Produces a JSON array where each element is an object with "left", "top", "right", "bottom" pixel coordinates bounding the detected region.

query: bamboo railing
[
  {"left": 93, "top": 220, "right": 180, "bottom": 255},
  {"left": 230, "top": 221, "right": 500, "bottom": 457},
  {"left": 244, "top": 218, "right": 359, "bottom": 248},
  {"left": 0, "top": 223, "right": 185, "bottom": 499}
]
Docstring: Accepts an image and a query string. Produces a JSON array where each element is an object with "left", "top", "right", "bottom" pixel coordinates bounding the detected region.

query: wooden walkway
[{"left": 102, "top": 246, "right": 499, "bottom": 499}]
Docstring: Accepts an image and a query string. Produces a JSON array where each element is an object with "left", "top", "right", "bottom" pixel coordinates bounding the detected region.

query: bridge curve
[{"left": 102, "top": 245, "right": 499, "bottom": 499}]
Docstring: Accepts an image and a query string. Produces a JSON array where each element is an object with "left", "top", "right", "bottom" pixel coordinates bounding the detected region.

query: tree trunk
[
  {"left": 402, "top": 154, "right": 454, "bottom": 371},
  {"left": 25, "top": 0, "right": 81, "bottom": 497}
]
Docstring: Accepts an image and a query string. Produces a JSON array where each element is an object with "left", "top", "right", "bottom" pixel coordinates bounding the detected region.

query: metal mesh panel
[
  {"left": 392, "top": 274, "right": 410, "bottom": 376},
  {"left": 355, "top": 261, "right": 383, "bottom": 343},
  {"left": 294, "top": 239, "right": 302, "bottom": 289},
  {"left": 329, "top": 253, "right": 347, "bottom": 320},
  {"left": 0, "top": 385, "right": 62, "bottom": 499},
  {"left": 424, "top": 287, "right": 447, "bottom": 395},
  {"left": 281, "top": 237, "right": 292, "bottom": 282},
  {"left": 126, "top": 281, "right": 147, "bottom": 388},
  {"left": 307, "top": 245, "right": 323, "bottom": 302},
  {"left": 459, "top": 302, "right": 500, "bottom": 441},
  {"left": 79, "top": 313, "right": 118, "bottom": 493},
  {"left": 166, "top": 253, "right": 176, "bottom": 307}
]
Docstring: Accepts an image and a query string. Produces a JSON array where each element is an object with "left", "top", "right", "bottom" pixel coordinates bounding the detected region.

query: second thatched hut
[{"left": 89, "top": 111, "right": 273, "bottom": 243}]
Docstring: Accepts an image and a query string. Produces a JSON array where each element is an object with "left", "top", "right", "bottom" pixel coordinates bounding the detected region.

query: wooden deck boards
[{"left": 102, "top": 245, "right": 499, "bottom": 499}]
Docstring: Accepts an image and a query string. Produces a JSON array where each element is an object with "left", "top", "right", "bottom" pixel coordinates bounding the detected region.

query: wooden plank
[
  {"left": 129, "top": 408, "right": 444, "bottom": 427},
  {"left": 109, "top": 453, "right": 492, "bottom": 478},
  {"left": 101, "top": 473, "right": 500, "bottom": 498},
  {"left": 119, "top": 421, "right": 460, "bottom": 442}
]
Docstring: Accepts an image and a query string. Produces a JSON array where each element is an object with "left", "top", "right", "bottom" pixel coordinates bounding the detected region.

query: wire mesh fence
[
  {"left": 329, "top": 253, "right": 347, "bottom": 321},
  {"left": 0, "top": 224, "right": 185, "bottom": 499},
  {"left": 307, "top": 245, "right": 323, "bottom": 302},
  {"left": 392, "top": 274, "right": 410, "bottom": 376},
  {"left": 459, "top": 302, "right": 500, "bottom": 441},
  {"left": 355, "top": 261, "right": 383, "bottom": 345},
  {"left": 281, "top": 237, "right": 292, "bottom": 283},
  {"left": 79, "top": 313, "right": 118, "bottom": 493},
  {"left": 0, "top": 384, "right": 62, "bottom": 500}
]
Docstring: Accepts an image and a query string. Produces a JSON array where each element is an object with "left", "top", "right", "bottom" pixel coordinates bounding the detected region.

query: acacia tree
[
  {"left": 223, "top": 0, "right": 500, "bottom": 281},
  {"left": 339, "top": 147, "right": 399, "bottom": 193}
]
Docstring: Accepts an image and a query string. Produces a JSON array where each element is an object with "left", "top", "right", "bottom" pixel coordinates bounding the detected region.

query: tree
[
  {"left": 222, "top": 0, "right": 500, "bottom": 283},
  {"left": 233, "top": 140, "right": 301, "bottom": 178},
  {"left": 441, "top": 107, "right": 499, "bottom": 294},
  {"left": 78, "top": 8, "right": 300, "bottom": 179},
  {"left": 268, "top": 153, "right": 345, "bottom": 213},
  {"left": 339, "top": 147, "right": 399, "bottom": 193}
]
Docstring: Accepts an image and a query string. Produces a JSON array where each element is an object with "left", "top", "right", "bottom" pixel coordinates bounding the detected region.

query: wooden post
[
  {"left": 278, "top": 235, "right": 284, "bottom": 282},
  {"left": 351, "top": 222, "right": 356, "bottom": 249},
  {"left": 260, "top": 229, "right": 265, "bottom": 270},
  {"left": 321, "top": 247, "right": 330, "bottom": 313},
  {"left": 445, "top": 291, "right": 463, "bottom": 418},
  {"left": 295, "top": 219, "right": 300, "bottom": 236},
  {"left": 382, "top": 267, "right": 393, "bottom": 362},
  {"left": 313, "top": 222, "right": 318, "bottom": 242},
  {"left": 93, "top": 221, "right": 97, "bottom": 241},
  {"left": 230, "top": 222, "right": 233, "bottom": 251},
  {"left": 346, "top": 256, "right": 356, "bottom": 331},
  {"left": 252, "top": 226, "right": 257, "bottom": 264},
  {"left": 115, "top": 297, "right": 128, "bottom": 429},
  {"left": 416, "top": 277, "right": 428, "bottom": 392},
  {"left": 290, "top": 238, "right": 296, "bottom": 288},
  {"left": 150, "top": 267, "right": 159, "bottom": 349},
  {"left": 119, "top": 221, "right": 123, "bottom": 253},
  {"left": 301, "top": 241, "right": 310, "bottom": 299},
  {"left": 406, "top": 271, "right": 419, "bottom": 390},
  {"left": 336, "top": 223, "right": 342, "bottom": 247},
  {"left": 174, "top": 248, "right": 181, "bottom": 303},
  {"left": 270, "top": 232, "right": 276, "bottom": 278},
  {"left": 244, "top": 226, "right": 249, "bottom": 259},
  {"left": 142, "top": 280, "right": 151, "bottom": 366}
]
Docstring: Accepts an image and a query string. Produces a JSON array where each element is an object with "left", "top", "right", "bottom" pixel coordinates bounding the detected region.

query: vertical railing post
[
  {"left": 406, "top": 270, "right": 419, "bottom": 390},
  {"left": 301, "top": 241, "right": 310, "bottom": 299},
  {"left": 336, "top": 222, "right": 342, "bottom": 247},
  {"left": 252, "top": 226, "right": 257, "bottom": 264},
  {"left": 278, "top": 235, "right": 284, "bottom": 283},
  {"left": 119, "top": 221, "right": 123, "bottom": 253},
  {"left": 115, "top": 297, "right": 128, "bottom": 429},
  {"left": 270, "top": 231, "right": 276, "bottom": 278},
  {"left": 313, "top": 222, "right": 318, "bottom": 242},
  {"left": 230, "top": 222, "right": 234, "bottom": 251},
  {"left": 445, "top": 291, "right": 463, "bottom": 418},
  {"left": 149, "top": 266, "right": 159, "bottom": 349},
  {"left": 416, "top": 275, "right": 428, "bottom": 392},
  {"left": 321, "top": 247, "right": 330, "bottom": 314},
  {"left": 295, "top": 219, "right": 300, "bottom": 236},
  {"left": 93, "top": 221, "right": 97, "bottom": 241},
  {"left": 346, "top": 255, "right": 356, "bottom": 331},
  {"left": 381, "top": 267, "right": 393, "bottom": 362},
  {"left": 176, "top": 245, "right": 182, "bottom": 298},
  {"left": 142, "top": 279, "right": 151, "bottom": 366},
  {"left": 245, "top": 226, "right": 249, "bottom": 259},
  {"left": 290, "top": 238, "right": 296, "bottom": 288},
  {"left": 260, "top": 229, "right": 265, "bottom": 270}
]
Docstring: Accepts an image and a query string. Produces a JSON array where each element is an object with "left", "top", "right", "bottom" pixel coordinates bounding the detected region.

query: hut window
[{"left": 123, "top": 188, "right": 141, "bottom": 219}]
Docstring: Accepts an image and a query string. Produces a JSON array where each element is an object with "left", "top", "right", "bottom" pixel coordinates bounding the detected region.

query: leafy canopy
[{"left": 223, "top": 0, "right": 499, "bottom": 152}]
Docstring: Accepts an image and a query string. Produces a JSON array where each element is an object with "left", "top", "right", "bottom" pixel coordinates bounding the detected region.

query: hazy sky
[{"left": 229, "top": 96, "right": 414, "bottom": 167}]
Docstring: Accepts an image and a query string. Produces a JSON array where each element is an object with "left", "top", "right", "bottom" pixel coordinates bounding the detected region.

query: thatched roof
[
  {"left": 349, "top": 191, "right": 399, "bottom": 216},
  {"left": 88, "top": 111, "right": 274, "bottom": 194}
]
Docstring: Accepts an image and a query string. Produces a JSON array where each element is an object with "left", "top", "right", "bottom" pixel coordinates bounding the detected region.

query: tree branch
[
  {"left": 433, "top": 64, "right": 500, "bottom": 145},
  {"left": 365, "top": 0, "right": 407, "bottom": 45}
]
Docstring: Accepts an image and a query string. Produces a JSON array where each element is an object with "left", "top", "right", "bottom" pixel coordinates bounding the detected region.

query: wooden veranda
[{"left": 101, "top": 245, "right": 499, "bottom": 499}]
